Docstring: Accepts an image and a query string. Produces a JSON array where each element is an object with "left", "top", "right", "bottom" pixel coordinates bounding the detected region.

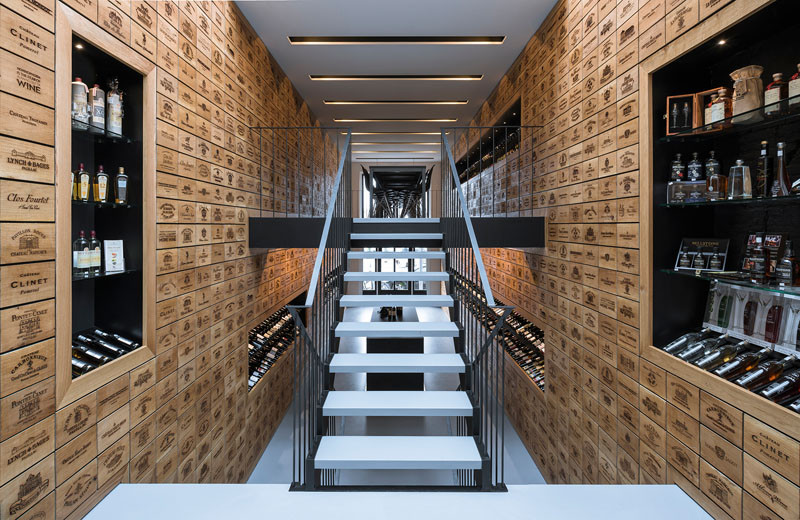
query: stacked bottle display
[
  {"left": 71, "top": 328, "right": 142, "bottom": 377},
  {"left": 451, "top": 272, "right": 545, "bottom": 390},
  {"left": 72, "top": 162, "right": 129, "bottom": 205},
  {"left": 248, "top": 308, "right": 295, "bottom": 390},
  {"left": 661, "top": 330, "right": 800, "bottom": 413}
]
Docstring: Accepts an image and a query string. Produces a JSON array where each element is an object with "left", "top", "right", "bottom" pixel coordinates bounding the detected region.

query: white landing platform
[{"left": 85, "top": 483, "right": 712, "bottom": 520}]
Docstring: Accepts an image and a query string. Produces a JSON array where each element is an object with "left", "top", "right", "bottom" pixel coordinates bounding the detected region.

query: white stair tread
[
  {"left": 343, "top": 272, "right": 448, "bottom": 282},
  {"left": 329, "top": 353, "right": 465, "bottom": 373},
  {"left": 348, "top": 251, "right": 445, "bottom": 260},
  {"left": 323, "top": 391, "right": 472, "bottom": 416},
  {"left": 350, "top": 233, "right": 443, "bottom": 240},
  {"left": 353, "top": 218, "right": 440, "bottom": 224},
  {"left": 314, "top": 436, "right": 482, "bottom": 470},
  {"left": 339, "top": 295, "right": 453, "bottom": 307},
  {"left": 335, "top": 321, "right": 459, "bottom": 338}
]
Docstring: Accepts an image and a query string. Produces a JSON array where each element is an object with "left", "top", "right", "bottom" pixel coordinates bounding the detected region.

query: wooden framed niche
[{"left": 55, "top": 2, "right": 156, "bottom": 407}]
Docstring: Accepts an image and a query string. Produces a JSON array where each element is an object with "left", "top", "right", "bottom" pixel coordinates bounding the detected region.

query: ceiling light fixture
[
  {"left": 324, "top": 100, "right": 468, "bottom": 105},
  {"left": 353, "top": 150, "right": 438, "bottom": 154},
  {"left": 345, "top": 132, "right": 445, "bottom": 136},
  {"left": 75, "top": 43, "right": 84, "bottom": 49},
  {"left": 718, "top": 39, "right": 726, "bottom": 45},
  {"left": 289, "top": 36, "right": 505, "bottom": 45},
  {"left": 353, "top": 142, "right": 439, "bottom": 146},
  {"left": 310, "top": 75, "right": 482, "bottom": 81},
  {"left": 334, "top": 118, "right": 457, "bottom": 123}
]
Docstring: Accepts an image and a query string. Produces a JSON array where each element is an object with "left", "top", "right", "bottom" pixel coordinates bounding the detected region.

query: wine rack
[{"left": 248, "top": 307, "right": 296, "bottom": 391}]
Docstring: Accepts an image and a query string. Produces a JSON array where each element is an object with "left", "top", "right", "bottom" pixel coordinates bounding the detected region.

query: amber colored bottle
[
  {"left": 714, "top": 348, "right": 771, "bottom": 380},
  {"left": 694, "top": 340, "right": 749, "bottom": 370},
  {"left": 93, "top": 165, "right": 109, "bottom": 203},
  {"left": 735, "top": 355, "right": 797, "bottom": 391},
  {"left": 759, "top": 369, "right": 800, "bottom": 404},
  {"left": 764, "top": 73, "right": 788, "bottom": 115}
]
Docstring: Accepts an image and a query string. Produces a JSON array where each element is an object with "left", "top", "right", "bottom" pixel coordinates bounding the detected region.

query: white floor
[{"left": 247, "top": 306, "right": 546, "bottom": 486}]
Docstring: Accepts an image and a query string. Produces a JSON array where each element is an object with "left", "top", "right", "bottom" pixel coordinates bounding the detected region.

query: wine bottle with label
[
  {"left": 89, "top": 231, "right": 102, "bottom": 275},
  {"left": 73, "top": 230, "right": 89, "bottom": 277},
  {"left": 78, "top": 163, "right": 90, "bottom": 202},
  {"left": 114, "top": 167, "right": 128, "bottom": 204},
  {"left": 88, "top": 84, "right": 105, "bottom": 134},
  {"left": 735, "top": 355, "right": 797, "bottom": 391}
]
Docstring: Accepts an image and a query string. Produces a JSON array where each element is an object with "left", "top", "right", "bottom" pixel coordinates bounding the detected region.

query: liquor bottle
[
  {"left": 710, "top": 88, "right": 732, "bottom": 125},
  {"left": 790, "top": 64, "right": 800, "bottom": 106},
  {"left": 72, "top": 344, "right": 112, "bottom": 365},
  {"left": 682, "top": 101, "right": 691, "bottom": 128},
  {"left": 78, "top": 163, "right": 90, "bottom": 202},
  {"left": 771, "top": 142, "right": 790, "bottom": 197},
  {"left": 89, "top": 230, "right": 101, "bottom": 275},
  {"left": 789, "top": 396, "right": 800, "bottom": 413},
  {"left": 709, "top": 247, "right": 723, "bottom": 270},
  {"left": 775, "top": 239, "right": 798, "bottom": 286},
  {"left": 72, "top": 357, "right": 96, "bottom": 377},
  {"left": 714, "top": 347, "right": 771, "bottom": 380},
  {"left": 670, "top": 154, "right": 685, "bottom": 181},
  {"left": 71, "top": 167, "right": 77, "bottom": 201},
  {"left": 750, "top": 239, "right": 769, "bottom": 284},
  {"left": 686, "top": 152, "right": 702, "bottom": 181},
  {"left": 705, "top": 152, "right": 725, "bottom": 200},
  {"left": 114, "top": 167, "right": 128, "bottom": 204},
  {"left": 695, "top": 340, "right": 749, "bottom": 370},
  {"left": 765, "top": 303, "right": 785, "bottom": 343},
  {"left": 93, "top": 165, "right": 109, "bottom": 203},
  {"left": 759, "top": 369, "right": 800, "bottom": 404},
  {"left": 678, "top": 246, "right": 692, "bottom": 268},
  {"left": 72, "top": 230, "right": 89, "bottom": 277},
  {"left": 728, "top": 160, "right": 752, "bottom": 199},
  {"left": 692, "top": 249, "right": 706, "bottom": 269},
  {"left": 677, "top": 334, "right": 729, "bottom": 362},
  {"left": 755, "top": 142, "right": 772, "bottom": 198},
  {"left": 735, "top": 355, "right": 797, "bottom": 391},
  {"left": 704, "top": 94, "right": 718, "bottom": 127},
  {"left": 88, "top": 83, "right": 105, "bottom": 134},
  {"left": 71, "top": 77, "right": 89, "bottom": 130},
  {"left": 106, "top": 78, "right": 123, "bottom": 136},
  {"left": 764, "top": 73, "right": 788, "bottom": 116}
]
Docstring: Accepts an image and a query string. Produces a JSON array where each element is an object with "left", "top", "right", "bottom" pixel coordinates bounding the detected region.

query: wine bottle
[
  {"left": 89, "top": 230, "right": 101, "bottom": 275},
  {"left": 735, "top": 355, "right": 797, "bottom": 391},
  {"left": 755, "top": 141, "right": 772, "bottom": 198},
  {"left": 75, "top": 334, "right": 127, "bottom": 357},
  {"left": 771, "top": 142, "right": 790, "bottom": 197},
  {"left": 72, "top": 357, "right": 96, "bottom": 377},
  {"left": 73, "top": 230, "right": 89, "bottom": 277},
  {"left": 694, "top": 340, "right": 749, "bottom": 370},
  {"left": 758, "top": 369, "right": 800, "bottom": 404},
  {"left": 72, "top": 344, "right": 112, "bottom": 365},
  {"left": 663, "top": 328, "right": 712, "bottom": 354},
  {"left": 714, "top": 348, "right": 771, "bottom": 380},
  {"left": 677, "top": 335, "right": 729, "bottom": 362}
]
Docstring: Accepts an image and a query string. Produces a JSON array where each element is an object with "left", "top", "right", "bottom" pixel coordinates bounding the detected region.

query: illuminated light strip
[
  {"left": 324, "top": 100, "right": 468, "bottom": 105},
  {"left": 289, "top": 36, "right": 505, "bottom": 45},
  {"left": 334, "top": 118, "right": 457, "bottom": 123},
  {"left": 310, "top": 75, "right": 482, "bottom": 81},
  {"left": 353, "top": 142, "right": 439, "bottom": 146}
]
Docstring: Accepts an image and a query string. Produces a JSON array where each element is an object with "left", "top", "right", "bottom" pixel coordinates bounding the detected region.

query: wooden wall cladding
[
  {"left": 0, "top": 0, "right": 317, "bottom": 518},
  {"left": 471, "top": 1, "right": 799, "bottom": 520}
]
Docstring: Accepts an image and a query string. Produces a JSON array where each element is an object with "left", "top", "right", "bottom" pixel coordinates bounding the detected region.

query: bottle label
[
  {"left": 790, "top": 78, "right": 800, "bottom": 105},
  {"left": 704, "top": 106, "right": 713, "bottom": 126},
  {"left": 73, "top": 251, "right": 79, "bottom": 268},
  {"left": 765, "top": 88, "right": 781, "bottom": 113},
  {"left": 117, "top": 178, "right": 127, "bottom": 203},
  {"left": 710, "top": 103, "right": 725, "bottom": 123},
  {"left": 98, "top": 176, "right": 108, "bottom": 201},
  {"left": 80, "top": 174, "right": 89, "bottom": 200},
  {"left": 107, "top": 94, "right": 122, "bottom": 134},
  {"left": 91, "top": 246, "right": 101, "bottom": 267},
  {"left": 91, "top": 97, "right": 104, "bottom": 128},
  {"left": 688, "top": 163, "right": 702, "bottom": 181},
  {"left": 78, "top": 248, "right": 90, "bottom": 268}
]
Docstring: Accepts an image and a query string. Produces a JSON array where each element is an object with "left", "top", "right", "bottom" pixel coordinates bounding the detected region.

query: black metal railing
[
  {"left": 442, "top": 129, "right": 513, "bottom": 490},
  {"left": 280, "top": 128, "right": 351, "bottom": 490}
]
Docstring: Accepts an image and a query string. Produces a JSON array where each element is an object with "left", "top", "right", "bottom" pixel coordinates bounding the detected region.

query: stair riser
[
  {"left": 322, "top": 409, "right": 473, "bottom": 417},
  {"left": 313, "top": 461, "right": 482, "bottom": 470},
  {"left": 335, "top": 331, "right": 458, "bottom": 338},
  {"left": 352, "top": 222, "right": 442, "bottom": 234},
  {"left": 350, "top": 239, "right": 442, "bottom": 249}
]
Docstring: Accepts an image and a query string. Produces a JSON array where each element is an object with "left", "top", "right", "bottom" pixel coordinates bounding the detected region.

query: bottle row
[
  {"left": 661, "top": 330, "right": 799, "bottom": 413},
  {"left": 667, "top": 141, "right": 791, "bottom": 203},
  {"left": 248, "top": 308, "right": 295, "bottom": 390},
  {"left": 72, "top": 230, "right": 125, "bottom": 277},
  {"left": 71, "top": 328, "right": 142, "bottom": 378},
  {"left": 71, "top": 77, "right": 124, "bottom": 136},
  {"left": 72, "top": 163, "right": 128, "bottom": 204}
]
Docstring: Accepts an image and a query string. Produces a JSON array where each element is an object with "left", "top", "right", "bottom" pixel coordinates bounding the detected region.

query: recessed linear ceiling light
[
  {"left": 324, "top": 100, "right": 468, "bottom": 105},
  {"left": 289, "top": 36, "right": 505, "bottom": 45},
  {"left": 353, "top": 150, "right": 438, "bottom": 154},
  {"left": 334, "top": 118, "right": 457, "bottom": 123},
  {"left": 310, "top": 75, "right": 482, "bottom": 81},
  {"left": 353, "top": 142, "right": 439, "bottom": 146},
  {"left": 345, "top": 132, "right": 445, "bottom": 136}
]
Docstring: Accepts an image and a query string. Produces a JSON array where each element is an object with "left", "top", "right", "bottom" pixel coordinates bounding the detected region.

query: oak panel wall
[{"left": 0, "top": 1, "right": 319, "bottom": 518}]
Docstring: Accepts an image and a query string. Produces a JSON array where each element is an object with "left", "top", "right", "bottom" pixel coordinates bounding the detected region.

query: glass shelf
[
  {"left": 72, "top": 199, "right": 133, "bottom": 209},
  {"left": 660, "top": 193, "right": 800, "bottom": 208},
  {"left": 72, "top": 120, "right": 135, "bottom": 143},
  {"left": 659, "top": 268, "right": 800, "bottom": 297},
  {"left": 660, "top": 93, "right": 800, "bottom": 143},
  {"left": 72, "top": 268, "right": 138, "bottom": 282}
]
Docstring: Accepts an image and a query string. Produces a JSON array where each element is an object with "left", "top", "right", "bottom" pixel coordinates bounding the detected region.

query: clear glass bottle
[
  {"left": 776, "top": 239, "right": 798, "bottom": 286},
  {"left": 755, "top": 141, "right": 772, "bottom": 198},
  {"left": 714, "top": 347, "right": 771, "bottom": 380},
  {"left": 71, "top": 77, "right": 89, "bottom": 130},
  {"left": 78, "top": 163, "right": 90, "bottom": 202},
  {"left": 695, "top": 340, "right": 749, "bottom": 370},
  {"left": 764, "top": 72, "right": 788, "bottom": 115},
  {"left": 93, "top": 165, "right": 109, "bottom": 203},
  {"left": 708, "top": 247, "right": 723, "bottom": 270},
  {"left": 688, "top": 152, "right": 703, "bottom": 181},
  {"left": 750, "top": 237, "right": 769, "bottom": 284},
  {"left": 89, "top": 230, "right": 101, "bottom": 275},
  {"left": 106, "top": 78, "right": 123, "bottom": 136},
  {"left": 114, "top": 167, "right": 128, "bottom": 204},
  {"left": 677, "top": 334, "right": 729, "bottom": 363},
  {"left": 670, "top": 153, "right": 686, "bottom": 182},
  {"left": 663, "top": 328, "right": 713, "bottom": 355},
  {"left": 73, "top": 230, "right": 89, "bottom": 277},
  {"left": 735, "top": 355, "right": 797, "bottom": 391},
  {"left": 760, "top": 369, "right": 800, "bottom": 404},
  {"left": 705, "top": 151, "right": 726, "bottom": 200},
  {"left": 727, "top": 159, "right": 752, "bottom": 199},
  {"left": 771, "top": 142, "right": 790, "bottom": 197},
  {"left": 88, "top": 83, "right": 105, "bottom": 134}
]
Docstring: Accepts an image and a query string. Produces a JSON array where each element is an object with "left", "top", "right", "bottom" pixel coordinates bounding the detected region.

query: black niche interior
[
  {"left": 71, "top": 36, "right": 144, "bottom": 373},
  {"left": 651, "top": 0, "right": 800, "bottom": 347},
  {"left": 456, "top": 99, "right": 521, "bottom": 182}
]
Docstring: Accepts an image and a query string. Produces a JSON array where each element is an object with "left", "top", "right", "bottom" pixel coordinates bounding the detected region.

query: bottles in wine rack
[
  {"left": 71, "top": 327, "right": 141, "bottom": 378},
  {"left": 248, "top": 307, "right": 295, "bottom": 390}
]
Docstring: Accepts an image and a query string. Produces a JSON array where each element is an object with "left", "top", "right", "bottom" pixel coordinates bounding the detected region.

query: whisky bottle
[
  {"left": 771, "top": 142, "right": 790, "bottom": 197},
  {"left": 705, "top": 152, "right": 726, "bottom": 201},
  {"left": 106, "top": 78, "right": 123, "bottom": 136},
  {"left": 88, "top": 84, "right": 105, "bottom": 134},
  {"left": 759, "top": 368, "right": 800, "bottom": 404},
  {"left": 714, "top": 347, "right": 771, "bottom": 380},
  {"left": 71, "top": 77, "right": 89, "bottom": 130},
  {"left": 114, "top": 167, "right": 128, "bottom": 204},
  {"left": 728, "top": 159, "right": 752, "bottom": 200},
  {"left": 790, "top": 64, "right": 800, "bottom": 106},
  {"left": 89, "top": 231, "right": 101, "bottom": 275},
  {"left": 71, "top": 357, "right": 96, "bottom": 377},
  {"left": 670, "top": 154, "right": 685, "bottom": 181},
  {"left": 688, "top": 152, "right": 703, "bottom": 181},
  {"left": 755, "top": 141, "right": 772, "bottom": 198},
  {"left": 692, "top": 249, "right": 706, "bottom": 269},
  {"left": 93, "top": 165, "right": 109, "bottom": 203},
  {"left": 710, "top": 88, "right": 732, "bottom": 125},
  {"left": 73, "top": 230, "right": 89, "bottom": 277},
  {"left": 678, "top": 246, "right": 692, "bottom": 268},
  {"left": 708, "top": 247, "right": 723, "bottom": 270},
  {"left": 704, "top": 94, "right": 718, "bottom": 127},
  {"left": 764, "top": 73, "right": 788, "bottom": 116},
  {"left": 694, "top": 340, "right": 749, "bottom": 370},
  {"left": 775, "top": 239, "right": 797, "bottom": 286},
  {"left": 677, "top": 334, "right": 729, "bottom": 362},
  {"left": 78, "top": 163, "right": 90, "bottom": 202},
  {"left": 735, "top": 355, "right": 797, "bottom": 390}
]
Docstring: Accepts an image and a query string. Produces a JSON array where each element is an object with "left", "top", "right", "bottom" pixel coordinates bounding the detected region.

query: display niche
[
  {"left": 69, "top": 37, "right": 144, "bottom": 379},
  {"left": 652, "top": 0, "right": 800, "bottom": 413}
]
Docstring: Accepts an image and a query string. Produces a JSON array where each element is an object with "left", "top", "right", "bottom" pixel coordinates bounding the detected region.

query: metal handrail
[{"left": 442, "top": 135, "right": 496, "bottom": 307}]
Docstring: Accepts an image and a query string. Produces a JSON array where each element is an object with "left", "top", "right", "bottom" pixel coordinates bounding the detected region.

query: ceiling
[{"left": 237, "top": 0, "right": 557, "bottom": 163}]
